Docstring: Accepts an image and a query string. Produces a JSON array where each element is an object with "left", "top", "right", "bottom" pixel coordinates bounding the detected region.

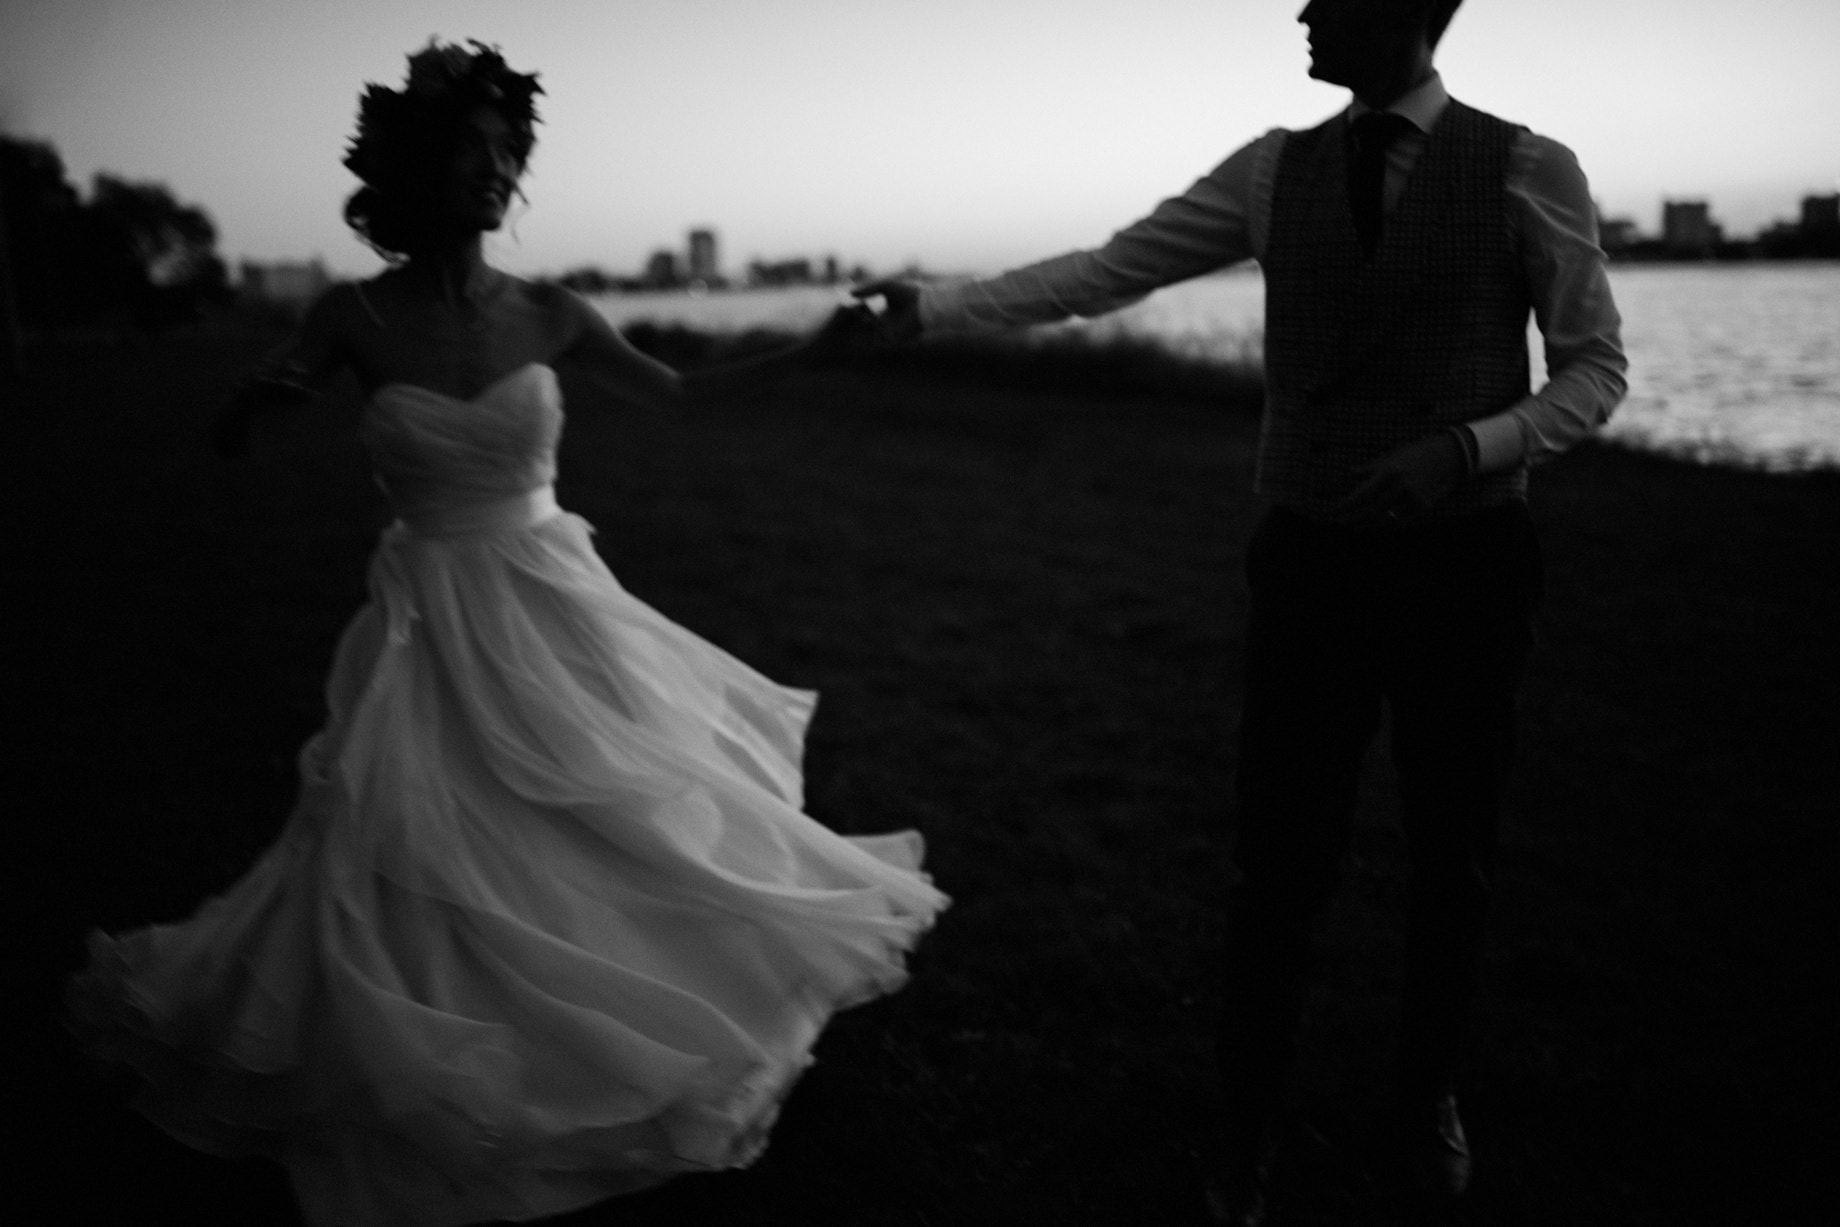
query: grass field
[{"left": 10, "top": 323, "right": 1836, "bottom": 1225}]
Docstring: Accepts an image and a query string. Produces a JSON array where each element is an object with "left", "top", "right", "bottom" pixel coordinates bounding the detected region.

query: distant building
[
  {"left": 1597, "top": 215, "right": 1640, "bottom": 255},
  {"left": 746, "top": 257, "right": 814, "bottom": 288},
  {"left": 1795, "top": 193, "right": 1840, "bottom": 257},
  {"left": 687, "top": 228, "right": 718, "bottom": 284},
  {"left": 1661, "top": 200, "right": 1720, "bottom": 256},
  {"left": 240, "top": 258, "right": 329, "bottom": 306},
  {"left": 1801, "top": 193, "right": 1840, "bottom": 234},
  {"left": 644, "top": 249, "right": 680, "bottom": 287}
]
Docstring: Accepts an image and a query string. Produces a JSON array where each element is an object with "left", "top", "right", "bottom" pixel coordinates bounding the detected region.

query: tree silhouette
[
  {"left": 0, "top": 135, "right": 228, "bottom": 333},
  {"left": 0, "top": 136, "right": 90, "bottom": 328},
  {"left": 91, "top": 177, "right": 218, "bottom": 271}
]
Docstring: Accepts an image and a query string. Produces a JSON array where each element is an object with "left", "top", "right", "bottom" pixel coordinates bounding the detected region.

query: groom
[{"left": 859, "top": 0, "right": 1625, "bottom": 1220}]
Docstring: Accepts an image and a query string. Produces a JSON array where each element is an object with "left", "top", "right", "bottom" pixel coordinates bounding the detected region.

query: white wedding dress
[{"left": 69, "top": 364, "right": 947, "bottom": 1226}]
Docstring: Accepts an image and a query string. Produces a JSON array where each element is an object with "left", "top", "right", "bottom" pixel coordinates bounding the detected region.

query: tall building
[
  {"left": 1661, "top": 200, "right": 1719, "bottom": 255},
  {"left": 1798, "top": 193, "right": 1840, "bottom": 256},
  {"left": 1801, "top": 193, "right": 1840, "bottom": 234},
  {"left": 687, "top": 228, "right": 718, "bottom": 284}
]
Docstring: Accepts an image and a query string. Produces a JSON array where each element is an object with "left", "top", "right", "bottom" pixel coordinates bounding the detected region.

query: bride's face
[{"left": 439, "top": 106, "right": 524, "bottom": 233}]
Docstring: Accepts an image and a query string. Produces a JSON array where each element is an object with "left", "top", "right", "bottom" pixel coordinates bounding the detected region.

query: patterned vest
[{"left": 1258, "top": 99, "right": 1531, "bottom": 516}]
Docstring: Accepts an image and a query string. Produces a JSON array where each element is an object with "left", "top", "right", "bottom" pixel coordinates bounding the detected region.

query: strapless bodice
[{"left": 359, "top": 363, "right": 564, "bottom": 536}]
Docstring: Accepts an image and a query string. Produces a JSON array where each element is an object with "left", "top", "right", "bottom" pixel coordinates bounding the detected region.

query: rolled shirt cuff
[
  {"left": 1466, "top": 411, "right": 1527, "bottom": 474},
  {"left": 1444, "top": 424, "right": 1481, "bottom": 475}
]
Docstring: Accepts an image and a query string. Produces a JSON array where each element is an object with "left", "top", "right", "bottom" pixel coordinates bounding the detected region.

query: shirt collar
[{"left": 1347, "top": 71, "right": 1449, "bottom": 135}]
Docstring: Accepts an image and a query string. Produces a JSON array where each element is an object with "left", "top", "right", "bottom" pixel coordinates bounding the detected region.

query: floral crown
[{"left": 343, "top": 39, "right": 543, "bottom": 187}]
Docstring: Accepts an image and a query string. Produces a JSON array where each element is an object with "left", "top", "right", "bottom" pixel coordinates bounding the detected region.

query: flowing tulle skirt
[{"left": 69, "top": 510, "right": 946, "bottom": 1226}]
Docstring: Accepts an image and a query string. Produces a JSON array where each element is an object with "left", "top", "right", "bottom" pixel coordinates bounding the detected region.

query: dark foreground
[{"left": 9, "top": 327, "right": 1836, "bottom": 1225}]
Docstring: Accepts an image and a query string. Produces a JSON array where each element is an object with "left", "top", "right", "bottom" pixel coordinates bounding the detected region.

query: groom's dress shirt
[{"left": 918, "top": 74, "right": 1627, "bottom": 476}]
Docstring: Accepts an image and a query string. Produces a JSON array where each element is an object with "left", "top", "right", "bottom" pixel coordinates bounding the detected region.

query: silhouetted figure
[
  {"left": 860, "top": 2, "right": 1626, "bottom": 1220},
  {"left": 67, "top": 39, "right": 926, "bottom": 1227}
]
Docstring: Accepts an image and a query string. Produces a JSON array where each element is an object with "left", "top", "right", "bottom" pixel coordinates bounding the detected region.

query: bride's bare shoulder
[
  {"left": 510, "top": 275, "right": 593, "bottom": 344},
  {"left": 287, "top": 277, "right": 414, "bottom": 392},
  {"left": 514, "top": 274, "right": 574, "bottom": 313}
]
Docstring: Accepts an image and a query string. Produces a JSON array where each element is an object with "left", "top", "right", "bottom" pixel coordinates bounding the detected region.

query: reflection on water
[
  {"left": 594, "top": 260, "right": 1840, "bottom": 473},
  {"left": 1594, "top": 262, "right": 1840, "bottom": 472}
]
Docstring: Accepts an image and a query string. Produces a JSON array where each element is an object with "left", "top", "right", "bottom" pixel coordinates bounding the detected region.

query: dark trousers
[{"left": 1219, "top": 502, "right": 1543, "bottom": 1138}]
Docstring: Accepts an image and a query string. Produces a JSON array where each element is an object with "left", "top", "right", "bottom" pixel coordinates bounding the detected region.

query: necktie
[{"left": 1348, "top": 112, "right": 1414, "bottom": 255}]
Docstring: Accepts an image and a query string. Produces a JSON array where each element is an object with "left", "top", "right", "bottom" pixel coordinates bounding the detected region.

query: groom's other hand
[
  {"left": 851, "top": 279, "right": 923, "bottom": 344},
  {"left": 1331, "top": 431, "right": 1470, "bottom": 524}
]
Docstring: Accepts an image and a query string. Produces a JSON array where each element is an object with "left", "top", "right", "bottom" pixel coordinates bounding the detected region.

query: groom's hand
[
  {"left": 1332, "top": 431, "right": 1468, "bottom": 524},
  {"left": 851, "top": 279, "right": 923, "bottom": 344}
]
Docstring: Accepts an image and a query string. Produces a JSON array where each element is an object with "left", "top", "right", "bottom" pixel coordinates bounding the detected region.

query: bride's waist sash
[{"left": 397, "top": 484, "right": 561, "bottom": 538}]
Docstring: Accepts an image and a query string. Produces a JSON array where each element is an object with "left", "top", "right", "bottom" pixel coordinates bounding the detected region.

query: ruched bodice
[{"left": 360, "top": 363, "right": 562, "bottom": 535}]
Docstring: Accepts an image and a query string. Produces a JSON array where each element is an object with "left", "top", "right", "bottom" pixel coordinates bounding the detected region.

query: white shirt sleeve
[
  {"left": 915, "top": 119, "right": 1625, "bottom": 475},
  {"left": 1466, "top": 132, "right": 1628, "bottom": 472},
  {"left": 919, "top": 130, "right": 1285, "bottom": 333}
]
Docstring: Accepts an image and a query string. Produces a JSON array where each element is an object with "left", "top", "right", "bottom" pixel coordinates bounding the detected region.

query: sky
[{"left": 3, "top": 0, "right": 1837, "bottom": 280}]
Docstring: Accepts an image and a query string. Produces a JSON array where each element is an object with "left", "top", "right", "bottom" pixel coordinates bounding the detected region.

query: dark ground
[{"left": 8, "top": 326, "right": 1837, "bottom": 1225}]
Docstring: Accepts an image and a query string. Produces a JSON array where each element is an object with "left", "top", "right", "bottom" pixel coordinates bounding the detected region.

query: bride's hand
[
  {"left": 808, "top": 303, "right": 881, "bottom": 358},
  {"left": 851, "top": 279, "right": 922, "bottom": 344}
]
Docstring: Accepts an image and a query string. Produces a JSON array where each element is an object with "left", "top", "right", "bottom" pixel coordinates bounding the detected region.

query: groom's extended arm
[{"left": 908, "top": 131, "right": 1286, "bottom": 333}]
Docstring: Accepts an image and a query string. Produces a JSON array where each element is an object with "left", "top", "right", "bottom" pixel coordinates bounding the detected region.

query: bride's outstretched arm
[
  {"left": 555, "top": 289, "right": 876, "bottom": 412},
  {"left": 213, "top": 287, "right": 352, "bottom": 455}
]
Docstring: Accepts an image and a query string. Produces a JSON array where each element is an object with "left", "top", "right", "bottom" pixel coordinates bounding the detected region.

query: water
[
  {"left": 1597, "top": 263, "right": 1840, "bottom": 473},
  {"left": 593, "top": 261, "right": 1840, "bottom": 473}
]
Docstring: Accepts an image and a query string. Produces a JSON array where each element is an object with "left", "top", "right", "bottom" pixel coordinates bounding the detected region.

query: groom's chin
[{"left": 1304, "top": 49, "right": 1350, "bottom": 88}]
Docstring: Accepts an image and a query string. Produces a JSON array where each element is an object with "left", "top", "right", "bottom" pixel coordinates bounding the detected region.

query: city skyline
[
  {"left": 524, "top": 184, "right": 1840, "bottom": 289},
  {"left": 4, "top": 0, "right": 1837, "bottom": 279}
]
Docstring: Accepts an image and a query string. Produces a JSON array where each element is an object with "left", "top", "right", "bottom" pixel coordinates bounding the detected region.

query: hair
[
  {"left": 341, "top": 39, "right": 543, "bottom": 261},
  {"left": 1425, "top": 0, "right": 1464, "bottom": 48}
]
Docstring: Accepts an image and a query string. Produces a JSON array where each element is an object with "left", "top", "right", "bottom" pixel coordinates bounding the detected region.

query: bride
[{"left": 67, "top": 39, "right": 946, "bottom": 1227}]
